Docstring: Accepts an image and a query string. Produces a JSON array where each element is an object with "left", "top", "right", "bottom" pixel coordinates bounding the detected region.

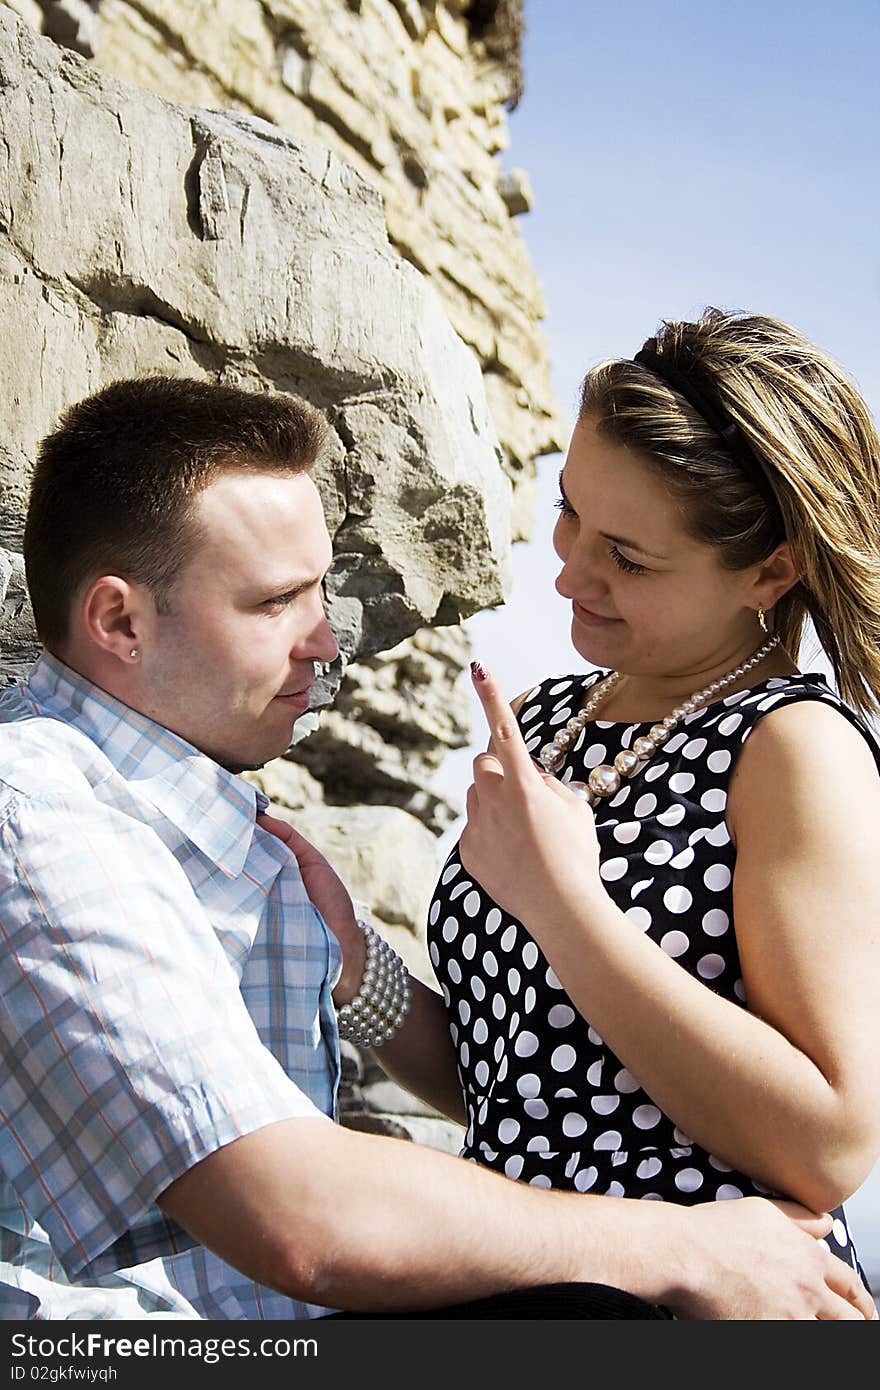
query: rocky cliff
[{"left": 1, "top": 0, "right": 561, "bottom": 1147}]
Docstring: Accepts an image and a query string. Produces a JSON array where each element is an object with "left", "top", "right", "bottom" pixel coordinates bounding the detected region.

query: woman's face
[{"left": 553, "top": 414, "right": 763, "bottom": 677}]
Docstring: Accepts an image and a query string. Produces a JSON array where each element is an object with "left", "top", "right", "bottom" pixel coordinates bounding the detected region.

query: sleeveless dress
[{"left": 427, "top": 672, "right": 880, "bottom": 1286}]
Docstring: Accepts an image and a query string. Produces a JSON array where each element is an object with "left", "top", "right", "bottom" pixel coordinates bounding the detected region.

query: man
[{"left": 0, "top": 377, "right": 872, "bottom": 1320}]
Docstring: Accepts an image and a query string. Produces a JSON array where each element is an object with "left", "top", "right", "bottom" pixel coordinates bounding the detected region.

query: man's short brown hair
[{"left": 24, "top": 376, "right": 328, "bottom": 647}]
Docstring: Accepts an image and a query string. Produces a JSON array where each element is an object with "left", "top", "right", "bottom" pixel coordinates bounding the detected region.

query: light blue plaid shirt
[{"left": 0, "top": 654, "right": 342, "bottom": 1320}]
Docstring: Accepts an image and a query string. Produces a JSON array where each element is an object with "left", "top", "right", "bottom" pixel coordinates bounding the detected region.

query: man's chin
[
  {"left": 221, "top": 748, "right": 288, "bottom": 775},
  {"left": 220, "top": 758, "right": 266, "bottom": 775},
  {"left": 220, "top": 738, "right": 295, "bottom": 776},
  {"left": 195, "top": 717, "right": 297, "bottom": 776}
]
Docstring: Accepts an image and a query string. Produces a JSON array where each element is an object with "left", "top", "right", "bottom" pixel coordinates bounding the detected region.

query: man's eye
[{"left": 263, "top": 592, "right": 294, "bottom": 609}]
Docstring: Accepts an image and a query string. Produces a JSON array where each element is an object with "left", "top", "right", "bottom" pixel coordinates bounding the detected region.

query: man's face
[{"left": 138, "top": 469, "right": 339, "bottom": 770}]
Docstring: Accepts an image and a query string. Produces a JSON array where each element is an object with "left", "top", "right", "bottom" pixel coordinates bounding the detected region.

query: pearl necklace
[{"left": 538, "top": 635, "right": 781, "bottom": 806}]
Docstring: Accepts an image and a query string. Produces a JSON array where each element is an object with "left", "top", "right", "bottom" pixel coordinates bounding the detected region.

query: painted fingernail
[
  {"left": 470, "top": 660, "right": 488, "bottom": 682},
  {"left": 531, "top": 757, "right": 545, "bottom": 771}
]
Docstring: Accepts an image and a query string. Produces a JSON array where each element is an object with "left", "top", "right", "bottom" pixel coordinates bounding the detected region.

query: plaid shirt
[{"left": 0, "top": 654, "right": 342, "bottom": 1320}]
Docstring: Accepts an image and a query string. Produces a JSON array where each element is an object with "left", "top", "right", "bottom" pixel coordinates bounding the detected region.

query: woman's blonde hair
[{"left": 580, "top": 308, "right": 880, "bottom": 716}]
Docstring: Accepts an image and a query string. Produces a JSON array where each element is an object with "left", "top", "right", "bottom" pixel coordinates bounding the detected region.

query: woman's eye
[
  {"left": 609, "top": 545, "right": 647, "bottom": 575},
  {"left": 554, "top": 494, "right": 577, "bottom": 517}
]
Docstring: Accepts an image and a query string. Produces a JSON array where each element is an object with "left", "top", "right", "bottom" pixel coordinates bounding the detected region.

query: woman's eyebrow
[
  {"left": 601, "top": 532, "right": 668, "bottom": 560},
  {"left": 559, "top": 470, "right": 668, "bottom": 560}
]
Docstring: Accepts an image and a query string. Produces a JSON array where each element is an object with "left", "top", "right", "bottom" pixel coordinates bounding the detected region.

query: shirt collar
[{"left": 26, "top": 653, "right": 269, "bottom": 879}]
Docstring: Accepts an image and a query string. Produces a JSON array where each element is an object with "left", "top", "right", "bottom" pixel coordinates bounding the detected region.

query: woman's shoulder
[
  {"left": 724, "top": 676, "right": 880, "bottom": 852},
  {"left": 715, "top": 672, "right": 880, "bottom": 776},
  {"left": 704, "top": 671, "right": 865, "bottom": 725}
]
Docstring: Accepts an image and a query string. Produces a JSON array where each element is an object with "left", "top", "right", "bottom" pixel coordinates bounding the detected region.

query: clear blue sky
[{"left": 434, "top": 0, "right": 880, "bottom": 1279}]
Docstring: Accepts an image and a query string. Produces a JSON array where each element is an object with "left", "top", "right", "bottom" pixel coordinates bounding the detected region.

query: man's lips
[
  {"left": 274, "top": 683, "right": 313, "bottom": 707},
  {"left": 572, "top": 601, "right": 621, "bottom": 627}
]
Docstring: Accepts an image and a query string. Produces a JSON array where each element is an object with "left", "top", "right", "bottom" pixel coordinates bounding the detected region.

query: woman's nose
[{"left": 555, "top": 548, "right": 606, "bottom": 602}]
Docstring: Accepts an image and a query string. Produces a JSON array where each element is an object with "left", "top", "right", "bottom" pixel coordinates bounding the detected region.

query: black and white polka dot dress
[{"left": 427, "top": 671, "right": 880, "bottom": 1285}]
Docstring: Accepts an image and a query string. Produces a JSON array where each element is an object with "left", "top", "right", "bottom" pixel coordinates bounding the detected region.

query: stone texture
[
  {"left": 3, "top": 0, "right": 43, "bottom": 31},
  {"left": 0, "top": 6, "right": 511, "bottom": 674},
  {"left": 337, "top": 1042, "right": 465, "bottom": 1151},
  {"left": 0, "top": 2, "right": 556, "bottom": 1158},
  {"left": 2, "top": 3, "right": 562, "bottom": 825},
  {"left": 36, "top": 0, "right": 566, "bottom": 494},
  {"left": 271, "top": 803, "right": 443, "bottom": 962},
  {"left": 41, "top": 0, "right": 98, "bottom": 57},
  {"left": 292, "top": 625, "right": 471, "bottom": 830},
  {"left": 0, "top": 545, "right": 38, "bottom": 681},
  {"left": 498, "top": 164, "right": 532, "bottom": 216}
]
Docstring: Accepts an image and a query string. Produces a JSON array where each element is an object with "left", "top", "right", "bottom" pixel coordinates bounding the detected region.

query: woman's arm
[
  {"left": 376, "top": 687, "right": 538, "bottom": 1121},
  {"left": 368, "top": 978, "right": 466, "bottom": 1124},
  {"left": 255, "top": 688, "right": 540, "bottom": 1127},
  {"left": 722, "top": 698, "right": 880, "bottom": 1204},
  {"left": 460, "top": 672, "right": 880, "bottom": 1211},
  {"left": 256, "top": 813, "right": 465, "bottom": 1123}
]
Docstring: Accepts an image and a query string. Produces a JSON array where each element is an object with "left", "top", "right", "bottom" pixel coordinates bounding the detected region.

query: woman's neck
[{"left": 594, "top": 643, "right": 800, "bottom": 724}]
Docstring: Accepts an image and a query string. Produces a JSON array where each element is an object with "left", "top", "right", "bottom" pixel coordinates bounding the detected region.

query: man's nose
[{"left": 304, "top": 612, "right": 339, "bottom": 665}]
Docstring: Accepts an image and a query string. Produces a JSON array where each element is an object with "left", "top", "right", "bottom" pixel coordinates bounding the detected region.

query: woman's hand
[
  {"left": 458, "top": 663, "right": 603, "bottom": 930},
  {"left": 256, "top": 812, "right": 365, "bottom": 1004}
]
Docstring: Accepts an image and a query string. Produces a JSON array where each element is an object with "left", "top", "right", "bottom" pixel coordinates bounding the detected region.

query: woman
[
  {"left": 422, "top": 308, "right": 880, "bottom": 1287},
  {"left": 264, "top": 308, "right": 880, "bottom": 1303}
]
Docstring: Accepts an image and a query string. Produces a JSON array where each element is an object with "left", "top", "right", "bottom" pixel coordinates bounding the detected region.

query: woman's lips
[{"left": 572, "top": 601, "right": 621, "bottom": 627}]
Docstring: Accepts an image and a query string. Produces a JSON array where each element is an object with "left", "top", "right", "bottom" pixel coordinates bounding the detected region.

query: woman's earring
[{"left": 757, "top": 608, "right": 768, "bottom": 634}]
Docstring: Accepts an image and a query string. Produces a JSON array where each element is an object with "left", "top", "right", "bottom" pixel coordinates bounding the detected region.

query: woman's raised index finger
[{"left": 470, "top": 661, "right": 534, "bottom": 779}]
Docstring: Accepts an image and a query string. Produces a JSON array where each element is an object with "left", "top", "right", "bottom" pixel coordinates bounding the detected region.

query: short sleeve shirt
[{"left": 0, "top": 654, "right": 342, "bottom": 1319}]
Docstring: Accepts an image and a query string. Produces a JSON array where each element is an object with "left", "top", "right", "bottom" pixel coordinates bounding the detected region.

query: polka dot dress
[{"left": 428, "top": 671, "right": 880, "bottom": 1287}]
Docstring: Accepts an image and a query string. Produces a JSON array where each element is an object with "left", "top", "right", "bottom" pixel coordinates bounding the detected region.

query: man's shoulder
[{"left": 0, "top": 694, "right": 111, "bottom": 804}]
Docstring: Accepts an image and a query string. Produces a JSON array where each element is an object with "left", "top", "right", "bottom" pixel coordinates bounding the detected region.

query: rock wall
[
  {"left": 34, "top": 0, "right": 563, "bottom": 504},
  {"left": 6, "top": 0, "right": 565, "bottom": 837},
  {"left": 1, "top": 0, "right": 561, "bottom": 1148}
]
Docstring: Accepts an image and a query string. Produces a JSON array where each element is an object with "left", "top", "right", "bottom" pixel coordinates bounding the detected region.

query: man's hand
[
  {"left": 671, "top": 1197, "right": 876, "bottom": 1320},
  {"left": 459, "top": 663, "right": 603, "bottom": 927},
  {"left": 256, "top": 812, "right": 365, "bottom": 1004}
]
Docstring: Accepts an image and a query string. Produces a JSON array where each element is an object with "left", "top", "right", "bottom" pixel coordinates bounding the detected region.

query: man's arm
[
  {"left": 157, "top": 1113, "right": 874, "bottom": 1319},
  {"left": 2, "top": 786, "right": 871, "bottom": 1319}
]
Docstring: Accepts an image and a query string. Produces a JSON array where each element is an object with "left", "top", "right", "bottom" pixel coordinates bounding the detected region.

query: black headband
[{"left": 633, "top": 347, "right": 782, "bottom": 525}]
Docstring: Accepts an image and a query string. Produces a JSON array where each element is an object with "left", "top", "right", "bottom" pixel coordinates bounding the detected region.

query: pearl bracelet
[{"left": 335, "top": 919, "right": 412, "bottom": 1048}]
